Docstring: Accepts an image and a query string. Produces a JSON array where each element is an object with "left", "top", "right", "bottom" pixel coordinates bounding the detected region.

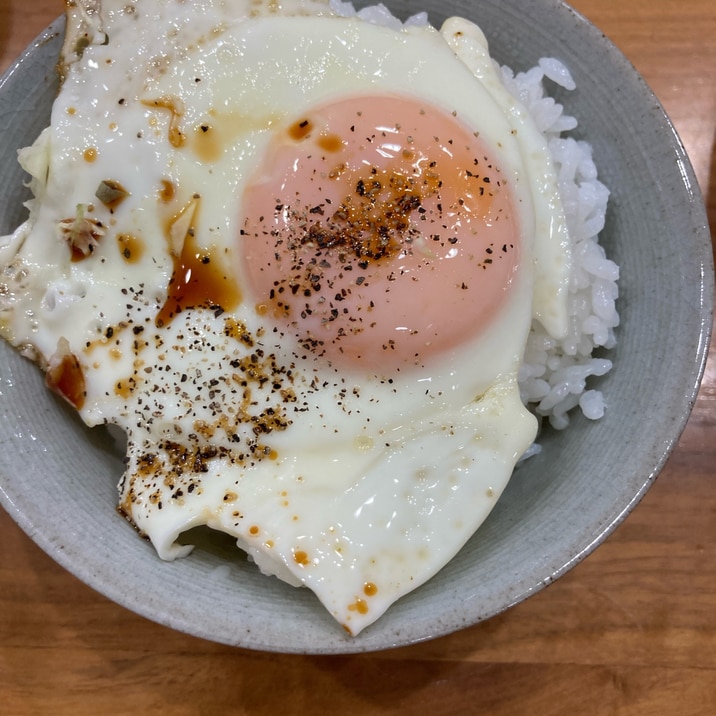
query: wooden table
[{"left": 1, "top": 1, "right": 714, "bottom": 713}]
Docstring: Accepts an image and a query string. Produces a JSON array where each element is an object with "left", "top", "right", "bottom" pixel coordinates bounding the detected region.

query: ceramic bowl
[{"left": 0, "top": 0, "right": 711, "bottom": 653}]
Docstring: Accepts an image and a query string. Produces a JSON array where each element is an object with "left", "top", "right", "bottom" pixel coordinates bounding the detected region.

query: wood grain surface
[{"left": 1, "top": 1, "right": 714, "bottom": 714}]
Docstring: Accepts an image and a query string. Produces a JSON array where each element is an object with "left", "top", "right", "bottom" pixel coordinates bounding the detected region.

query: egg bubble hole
[{"left": 0, "top": 0, "right": 711, "bottom": 653}]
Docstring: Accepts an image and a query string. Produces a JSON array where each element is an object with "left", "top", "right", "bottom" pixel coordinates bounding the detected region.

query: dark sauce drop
[{"left": 156, "top": 204, "right": 241, "bottom": 327}]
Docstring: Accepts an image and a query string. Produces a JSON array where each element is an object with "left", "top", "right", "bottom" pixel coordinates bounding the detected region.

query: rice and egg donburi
[{"left": 0, "top": 0, "right": 601, "bottom": 636}]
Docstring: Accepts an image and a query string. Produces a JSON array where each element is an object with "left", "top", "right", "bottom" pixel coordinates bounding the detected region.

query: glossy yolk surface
[{"left": 241, "top": 94, "right": 521, "bottom": 370}]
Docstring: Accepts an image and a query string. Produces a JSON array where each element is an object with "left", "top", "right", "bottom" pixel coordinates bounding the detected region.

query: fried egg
[{"left": 0, "top": 0, "right": 570, "bottom": 635}]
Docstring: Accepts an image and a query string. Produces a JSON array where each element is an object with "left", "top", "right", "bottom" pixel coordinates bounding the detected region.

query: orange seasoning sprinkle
[
  {"left": 363, "top": 582, "right": 378, "bottom": 597},
  {"left": 114, "top": 378, "right": 134, "bottom": 399},
  {"left": 348, "top": 599, "right": 369, "bottom": 615},
  {"left": 316, "top": 132, "right": 343, "bottom": 153}
]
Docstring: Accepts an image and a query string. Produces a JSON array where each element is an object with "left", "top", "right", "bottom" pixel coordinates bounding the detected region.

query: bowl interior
[{"left": 0, "top": 0, "right": 711, "bottom": 654}]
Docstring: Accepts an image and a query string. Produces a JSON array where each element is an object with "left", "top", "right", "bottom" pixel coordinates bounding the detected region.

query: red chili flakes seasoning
[{"left": 45, "top": 337, "right": 86, "bottom": 410}]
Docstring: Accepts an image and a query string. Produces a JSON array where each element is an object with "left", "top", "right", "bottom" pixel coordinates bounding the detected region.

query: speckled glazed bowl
[{"left": 0, "top": 0, "right": 711, "bottom": 654}]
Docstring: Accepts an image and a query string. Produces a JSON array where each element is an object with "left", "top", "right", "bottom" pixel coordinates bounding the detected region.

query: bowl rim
[{"left": 0, "top": 1, "right": 712, "bottom": 654}]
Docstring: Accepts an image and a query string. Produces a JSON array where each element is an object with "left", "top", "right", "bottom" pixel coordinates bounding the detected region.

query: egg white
[{"left": 0, "top": 0, "right": 570, "bottom": 635}]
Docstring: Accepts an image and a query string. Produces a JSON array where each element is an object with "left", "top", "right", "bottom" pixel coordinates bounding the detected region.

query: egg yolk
[{"left": 241, "top": 94, "right": 520, "bottom": 370}]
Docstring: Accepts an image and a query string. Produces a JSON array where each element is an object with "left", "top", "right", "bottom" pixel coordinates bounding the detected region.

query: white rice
[
  {"left": 499, "top": 62, "right": 619, "bottom": 431},
  {"left": 333, "top": 1, "right": 619, "bottom": 434}
]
